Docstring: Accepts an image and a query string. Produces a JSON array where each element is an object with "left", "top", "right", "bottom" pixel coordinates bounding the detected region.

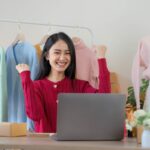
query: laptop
[{"left": 55, "top": 93, "right": 126, "bottom": 141}]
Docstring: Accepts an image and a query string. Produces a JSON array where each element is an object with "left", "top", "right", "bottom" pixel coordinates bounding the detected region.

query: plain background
[{"left": 0, "top": 0, "right": 150, "bottom": 94}]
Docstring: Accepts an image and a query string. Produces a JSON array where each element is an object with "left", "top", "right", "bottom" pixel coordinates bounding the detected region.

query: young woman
[{"left": 16, "top": 32, "right": 111, "bottom": 133}]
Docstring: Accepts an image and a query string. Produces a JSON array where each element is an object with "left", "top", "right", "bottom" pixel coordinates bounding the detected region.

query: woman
[{"left": 16, "top": 32, "right": 110, "bottom": 133}]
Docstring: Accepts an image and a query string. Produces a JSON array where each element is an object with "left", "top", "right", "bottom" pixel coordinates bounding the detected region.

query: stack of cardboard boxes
[
  {"left": 110, "top": 72, "right": 120, "bottom": 93},
  {"left": 0, "top": 122, "right": 27, "bottom": 136}
]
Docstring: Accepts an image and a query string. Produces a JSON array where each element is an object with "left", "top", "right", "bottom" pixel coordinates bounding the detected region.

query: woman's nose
[{"left": 59, "top": 54, "right": 65, "bottom": 60}]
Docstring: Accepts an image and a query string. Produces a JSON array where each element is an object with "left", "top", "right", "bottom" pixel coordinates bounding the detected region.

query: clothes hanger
[
  {"left": 0, "top": 19, "right": 94, "bottom": 46},
  {"left": 72, "top": 36, "right": 81, "bottom": 45},
  {"left": 72, "top": 26, "right": 82, "bottom": 45},
  {"left": 38, "top": 34, "right": 50, "bottom": 45},
  {"left": 12, "top": 23, "right": 26, "bottom": 46},
  {"left": 38, "top": 23, "right": 51, "bottom": 45}
]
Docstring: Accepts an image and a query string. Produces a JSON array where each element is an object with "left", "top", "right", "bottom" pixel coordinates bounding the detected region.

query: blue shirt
[{"left": 6, "top": 41, "right": 39, "bottom": 131}]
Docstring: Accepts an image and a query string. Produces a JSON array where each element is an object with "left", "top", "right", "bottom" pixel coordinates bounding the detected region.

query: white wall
[{"left": 1, "top": 0, "right": 150, "bottom": 94}]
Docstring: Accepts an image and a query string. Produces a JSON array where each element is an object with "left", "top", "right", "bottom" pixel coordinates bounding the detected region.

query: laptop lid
[{"left": 56, "top": 93, "right": 126, "bottom": 141}]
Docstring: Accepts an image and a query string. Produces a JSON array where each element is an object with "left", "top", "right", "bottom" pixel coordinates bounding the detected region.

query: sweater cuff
[
  {"left": 98, "top": 58, "right": 110, "bottom": 76},
  {"left": 20, "top": 71, "right": 31, "bottom": 82},
  {"left": 98, "top": 58, "right": 107, "bottom": 69}
]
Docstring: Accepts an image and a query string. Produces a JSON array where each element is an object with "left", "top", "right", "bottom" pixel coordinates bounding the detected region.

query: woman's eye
[
  {"left": 54, "top": 51, "right": 60, "bottom": 54},
  {"left": 66, "top": 51, "right": 70, "bottom": 55}
]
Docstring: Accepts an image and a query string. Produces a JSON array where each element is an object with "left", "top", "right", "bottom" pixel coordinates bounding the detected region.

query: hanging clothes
[
  {"left": 0, "top": 47, "right": 8, "bottom": 122},
  {"left": 6, "top": 41, "right": 39, "bottom": 131},
  {"left": 34, "top": 44, "right": 42, "bottom": 61},
  {"left": 34, "top": 34, "right": 49, "bottom": 60},
  {"left": 73, "top": 37, "right": 99, "bottom": 89},
  {"left": 132, "top": 36, "right": 150, "bottom": 110}
]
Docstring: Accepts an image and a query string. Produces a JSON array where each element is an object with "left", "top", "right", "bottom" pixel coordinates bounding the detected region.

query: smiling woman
[
  {"left": 16, "top": 32, "right": 111, "bottom": 133},
  {"left": 35, "top": 32, "right": 76, "bottom": 81},
  {"left": 45, "top": 40, "right": 71, "bottom": 81}
]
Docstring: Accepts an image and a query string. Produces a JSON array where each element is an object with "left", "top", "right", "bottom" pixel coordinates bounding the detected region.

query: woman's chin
[{"left": 56, "top": 68, "right": 66, "bottom": 73}]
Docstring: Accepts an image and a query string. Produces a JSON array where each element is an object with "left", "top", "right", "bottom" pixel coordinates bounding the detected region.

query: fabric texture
[
  {"left": 73, "top": 38, "right": 99, "bottom": 89},
  {"left": 6, "top": 41, "right": 39, "bottom": 131},
  {"left": 0, "top": 47, "right": 8, "bottom": 121},
  {"left": 132, "top": 36, "right": 150, "bottom": 109},
  {"left": 20, "top": 58, "right": 110, "bottom": 133}
]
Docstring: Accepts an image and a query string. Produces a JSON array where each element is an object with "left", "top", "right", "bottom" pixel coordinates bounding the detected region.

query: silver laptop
[{"left": 55, "top": 93, "right": 126, "bottom": 141}]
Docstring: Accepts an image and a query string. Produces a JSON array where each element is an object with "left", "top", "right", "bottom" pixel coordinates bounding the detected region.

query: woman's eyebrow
[
  {"left": 54, "top": 49, "right": 61, "bottom": 51},
  {"left": 54, "top": 49, "right": 69, "bottom": 51}
]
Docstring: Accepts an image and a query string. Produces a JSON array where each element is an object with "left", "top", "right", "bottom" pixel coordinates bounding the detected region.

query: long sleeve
[
  {"left": 98, "top": 58, "right": 111, "bottom": 93},
  {"left": 20, "top": 71, "right": 44, "bottom": 121}
]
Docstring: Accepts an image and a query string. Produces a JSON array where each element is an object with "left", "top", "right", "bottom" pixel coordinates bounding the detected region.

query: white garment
[
  {"left": 144, "top": 82, "right": 150, "bottom": 111},
  {"left": 132, "top": 36, "right": 150, "bottom": 109}
]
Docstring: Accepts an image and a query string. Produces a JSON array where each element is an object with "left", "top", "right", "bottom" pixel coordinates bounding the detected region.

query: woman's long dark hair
[{"left": 36, "top": 32, "right": 76, "bottom": 80}]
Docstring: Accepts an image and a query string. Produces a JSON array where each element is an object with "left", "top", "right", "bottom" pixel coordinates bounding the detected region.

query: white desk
[{"left": 0, "top": 137, "right": 146, "bottom": 150}]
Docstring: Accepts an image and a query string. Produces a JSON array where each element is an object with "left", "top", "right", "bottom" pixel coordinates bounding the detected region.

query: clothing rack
[{"left": 0, "top": 19, "right": 94, "bottom": 44}]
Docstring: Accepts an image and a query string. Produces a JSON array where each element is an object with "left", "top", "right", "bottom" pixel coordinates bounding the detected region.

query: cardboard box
[
  {"left": 110, "top": 72, "right": 118, "bottom": 83},
  {"left": 111, "top": 83, "right": 120, "bottom": 93},
  {"left": 0, "top": 122, "right": 27, "bottom": 136},
  {"left": 110, "top": 72, "right": 120, "bottom": 93},
  {"left": 137, "top": 125, "right": 144, "bottom": 144}
]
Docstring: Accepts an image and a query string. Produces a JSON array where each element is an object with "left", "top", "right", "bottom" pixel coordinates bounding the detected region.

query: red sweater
[{"left": 20, "top": 58, "right": 111, "bottom": 133}]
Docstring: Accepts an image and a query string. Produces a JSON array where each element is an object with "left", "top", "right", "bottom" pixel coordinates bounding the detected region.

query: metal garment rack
[{"left": 0, "top": 19, "right": 94, "bottom": 44}]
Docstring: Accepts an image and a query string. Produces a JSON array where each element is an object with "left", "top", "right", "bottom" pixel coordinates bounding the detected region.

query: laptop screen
[{"left": 56, "top": 93, "right": 126, "bottom": 141}]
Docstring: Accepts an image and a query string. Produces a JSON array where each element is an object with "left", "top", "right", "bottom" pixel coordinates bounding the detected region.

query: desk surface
[{"left": 0, "top": 136, "right": 146, "bottom": 150}]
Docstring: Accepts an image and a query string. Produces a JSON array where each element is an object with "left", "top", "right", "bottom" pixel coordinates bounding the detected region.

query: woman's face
[{"left": 46, "top": 40, "right": 71, "bottom": 74}]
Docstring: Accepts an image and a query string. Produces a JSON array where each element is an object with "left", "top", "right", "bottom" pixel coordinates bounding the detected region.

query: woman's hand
[
  {"left": 96, "top": 45, "right": 107, "bottom": 58},
  {"left": 16, "top": 64, "right": 30, "bottom": 73}
]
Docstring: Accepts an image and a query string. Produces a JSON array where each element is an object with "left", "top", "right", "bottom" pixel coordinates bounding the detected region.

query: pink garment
[
  {"left": 132, "top": 36, "right": 150, "bottom": 109},
  {"left": 91, "top": 45, "right": 97, "bottom": 54},
  {"left": 73, "top": 38, "right": 99, "bottom": 88}
]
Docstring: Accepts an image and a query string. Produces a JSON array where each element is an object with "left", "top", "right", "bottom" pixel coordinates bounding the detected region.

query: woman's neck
[{"left": 47, "top": 72, "right": 65, "bottom": 82}]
